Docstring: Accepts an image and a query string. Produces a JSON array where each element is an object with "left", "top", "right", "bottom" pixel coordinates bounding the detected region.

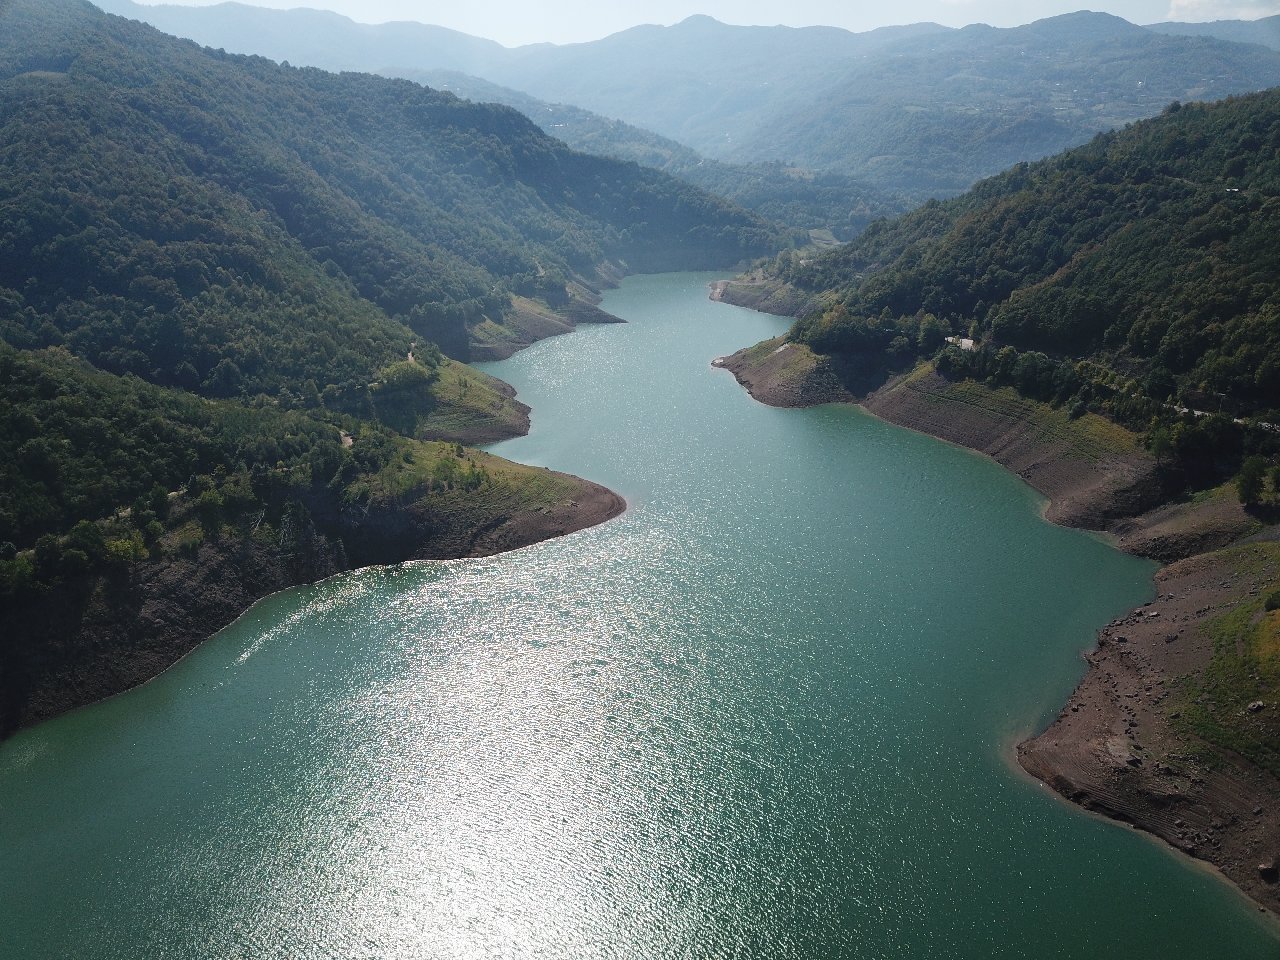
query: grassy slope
[
  {"left": 898, "top": 369, "right": 1139, "bottom": 461},
  {"left": 422, "top": 360, "right": 530, "bottom": 443},
  {"left": 354, "top": 438, "right": 587, "bottom": 512},
  {"left": 1174, "top": 542, "right": 1280, "bottom": 776}
]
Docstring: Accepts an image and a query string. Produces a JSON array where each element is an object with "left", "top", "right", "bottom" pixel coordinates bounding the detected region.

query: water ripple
[{"left": 0, "top": 275, "right": 1274, "bottom": 959}]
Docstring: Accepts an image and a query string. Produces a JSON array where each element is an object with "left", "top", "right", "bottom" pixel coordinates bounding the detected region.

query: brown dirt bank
[
  {"left": 1, "top": 470, "right": 624, "bottom": 739},
  {"left": 863, "top": 370, "right": 1280, "bottom": 914},
  {"left": 1018, "top": 543, "right": 1280, "bottom": 914},
  {"left": 468, "top": 295, "right": 626, "bottom": 363},
  {"left": 862, "top": 368, "right": 1168, "bottom": 532},
  {"left": 721, "top": 352, "right": 1169, "bottom": 536},
  {"left": 716, "top": 340, "right": 1280, "bottom": 913},
  {"left": 713, "top": 338, "right": 856, "bottom": 408},
  {"left": 711, "top": 274, "right": 817, "bottom": 317}
]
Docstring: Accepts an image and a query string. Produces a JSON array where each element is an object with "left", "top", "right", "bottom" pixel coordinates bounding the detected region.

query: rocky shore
[
  {"left": 1019, "top": 541, "right": 1280, "bottom": 914},
  {"left": 712, "top": 338, "right": 856, "bottom": 408},
  {"left": 466, "top": 294, "right": 626, "bottom": 362},
  {"left": 715, "top": 334, "right": 1280, "bottom": 915}
]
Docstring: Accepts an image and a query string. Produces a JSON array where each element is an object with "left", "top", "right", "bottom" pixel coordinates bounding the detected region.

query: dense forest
[
  {"left": 0, "top": 0, "right": 781, "bottom": 382},
  {"left": 743, "top": 90, "right": 1280, "bottom": 490},
  {"left": 0, "top": 0, "right": 779, "bottom": 588},
  {"left": 0, "top": 342, "right": 365, "bottom": 562}
]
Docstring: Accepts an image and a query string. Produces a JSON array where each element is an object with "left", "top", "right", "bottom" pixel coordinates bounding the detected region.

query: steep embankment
[
  {"left": 4, "top": 445, "right": 623, "bottom": 735},
  {"left": 716, "top": 345, "right": 1279, "bottom": 912},
  {"left": 720, "top": 351, "right": 1221, "bottom": 544},
  {"left": 862, "top": 367, "right": 1164, "bottom": 530}
]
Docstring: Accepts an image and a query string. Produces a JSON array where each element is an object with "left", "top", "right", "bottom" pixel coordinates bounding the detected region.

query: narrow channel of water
[{"left": 1, "top": 272, "right": 1273, "bottom": 958}]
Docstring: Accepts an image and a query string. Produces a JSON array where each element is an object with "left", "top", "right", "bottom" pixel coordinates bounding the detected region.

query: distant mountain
[
  {"left": 89, "top": 2, "right": 1280, "bottom": 201},
  {"left": 92, "top": 0, "right": 508, "bottom": 72},
  {"left": 457, "top": 15, "right": 950, "bottom": 158},
  {"left": 1146, "top": 15, "right": 1280, "bottom": 51},
  {"left": 391, "top": 68, "right": 906, "bottom": 239},
  {"left": 725, "top": 11, "right": 1280, "bottom": 197},
  {"left": 733, "top": 90, "right": 1280, "bottom": 426}
]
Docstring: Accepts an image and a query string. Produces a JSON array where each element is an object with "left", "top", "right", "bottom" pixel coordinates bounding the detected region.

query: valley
[{"left": 1, "top": 0, "right": 1278, "bottom": 953}]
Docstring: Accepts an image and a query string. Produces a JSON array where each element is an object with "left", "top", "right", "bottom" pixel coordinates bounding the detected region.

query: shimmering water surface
[{"left": 2, "top": 273, "right": 1276, "bottom": 959}]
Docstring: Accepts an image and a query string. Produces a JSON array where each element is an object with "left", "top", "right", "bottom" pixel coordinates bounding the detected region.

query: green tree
[
  {"left": 66, "top": 520, "right": 106, "bottom": 564},
  {"left": 1148, "top": 427, "right": 1173, "bottom": 465},
  {"left": 1237, "top": 456, "right": 1267, "bottom": 505},
  {"left": 195, "top": 489, "right": 225, "bottom": 537},
  {"left": 104, "top": 532, "right": 149, "bottom": 567}
]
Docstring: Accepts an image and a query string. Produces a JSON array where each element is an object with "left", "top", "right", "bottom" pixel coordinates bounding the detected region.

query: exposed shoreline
[
  {"left": 3, "top": 466, "right": 625, "bottom": 739},
  {"left": 3, "top": 276, "right": 646, "bottom": 740},
  {"left": 714, "top": 331, "right": 1280, "bottom": 916},
  {"left": 466, "top": 293, "right": 627, "bottom": 363}
]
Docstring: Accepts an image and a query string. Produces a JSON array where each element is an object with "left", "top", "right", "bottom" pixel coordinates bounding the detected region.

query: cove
[{"left": 0, "top": 272, "right": 1275, "bottom": 958}]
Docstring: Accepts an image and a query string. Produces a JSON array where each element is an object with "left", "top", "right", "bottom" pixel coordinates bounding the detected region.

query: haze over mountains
[
  {"left": 93, "top": 1, "right": 1280, "bottom": 200},
  {"left": 1146, "top": 15, "right": 1280, "bottom": 50},
  {"left": 388, "top": 68, "right": 903, "bottom": 240}
]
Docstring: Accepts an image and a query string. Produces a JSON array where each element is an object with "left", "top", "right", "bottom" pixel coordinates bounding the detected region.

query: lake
[{"left": 1, "top": 272, "right": 1274, "bottom": 958}]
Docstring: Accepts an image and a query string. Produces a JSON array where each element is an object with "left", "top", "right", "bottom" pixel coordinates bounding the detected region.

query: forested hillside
[
  {"left": 1, "top": 0, "right": 779, "bottom": 378},
  {"left": 726, "top": 91, "right": 1280, "bottom": 492},
  {"left": 0, "top": 0, "right": 773, "bottom": 551},
  {"left": 0, "top": 0, "right": 773, "bottom": 727},
  {"left": 1, "top": 342, "right": 372, "bottom": 552},
  {"left": 94, "top": 2, "right": 1280, "bottom": 200}
]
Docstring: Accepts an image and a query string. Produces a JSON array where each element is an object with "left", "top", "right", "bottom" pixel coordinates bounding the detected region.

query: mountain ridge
[
  {"left": 390, "top": 66, "right": 907, "bottom": 239},
  {"left": 1145, "top": 14, "right": 1280, "bottom": 51},
  {"left": 89, "top": 2, "right": 1280, "bottom": 200}
]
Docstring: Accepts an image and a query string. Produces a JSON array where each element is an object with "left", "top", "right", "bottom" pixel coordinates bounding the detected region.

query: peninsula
[{"left": 0, "top": 0, "right": 775, "bottom": 735}]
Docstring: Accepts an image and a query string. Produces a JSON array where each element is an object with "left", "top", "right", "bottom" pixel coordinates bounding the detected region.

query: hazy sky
[{"left": 135, "top": 0, "right": 1280, "bottom": 45}]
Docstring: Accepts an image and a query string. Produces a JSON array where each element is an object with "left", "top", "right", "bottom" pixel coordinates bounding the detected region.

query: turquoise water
[{"left": 1, "top": 273, "right": 1274, "bottom": 958}]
